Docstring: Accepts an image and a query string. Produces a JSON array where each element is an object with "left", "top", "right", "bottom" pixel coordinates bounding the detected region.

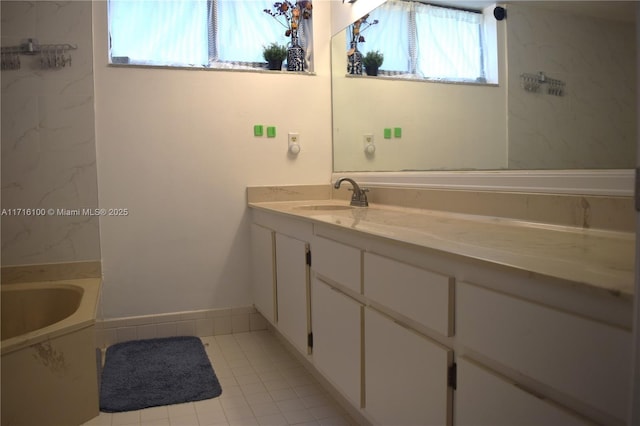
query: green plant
[
  {"left": 363, "top": 50, "right": 384, "bottom": 68},
  {"left": 263, "top": 43, "right": 287, "bottom": 62}
]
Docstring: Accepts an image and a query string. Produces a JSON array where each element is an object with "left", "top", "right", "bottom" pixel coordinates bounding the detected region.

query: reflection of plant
[
  {"left": 264, "top": 1, "right": 313, "bottom": 37},
  {"left": 363, "top": 50, "right": 384, "bottom": 68},
  {"left": 350, "top": 14, "right": 379, "bottom": 44},
  {"left": 263, "top": 43, "right": 287, "bottom": 61}
]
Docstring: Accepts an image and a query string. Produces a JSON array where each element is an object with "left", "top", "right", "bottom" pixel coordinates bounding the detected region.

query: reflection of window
[
  {"left": 355, "top": 0, "right": 490, "bottom": 82},
  {"left": 108, "top": 0, "right": 312, "bottom": 70}
]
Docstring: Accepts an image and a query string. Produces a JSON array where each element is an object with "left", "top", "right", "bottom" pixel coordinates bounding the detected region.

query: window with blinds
[
  {"left": 352, "top": 0, "right": 494, "bottom": 83},
  {"left": 108, "top": 0, "right": 313, "bottom": 70}
]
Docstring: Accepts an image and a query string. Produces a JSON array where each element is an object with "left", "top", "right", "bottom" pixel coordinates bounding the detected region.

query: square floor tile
[{"left": 82, "top": 331, "right": 355, "bottom": 426}]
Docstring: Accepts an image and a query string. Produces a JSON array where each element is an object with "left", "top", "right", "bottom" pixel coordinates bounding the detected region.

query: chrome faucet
[{"left": 334, "top": 177, "right": 369, "bottom": 207}]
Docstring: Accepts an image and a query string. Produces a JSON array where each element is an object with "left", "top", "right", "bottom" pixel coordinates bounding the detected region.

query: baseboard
[{"left": 95, "top": 305, "right": 268, "bottom": 348}]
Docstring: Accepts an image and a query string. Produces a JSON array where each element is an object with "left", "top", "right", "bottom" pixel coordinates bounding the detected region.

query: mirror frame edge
[{"left": 329, "top": 169, "right": 634, "bottom": 196}]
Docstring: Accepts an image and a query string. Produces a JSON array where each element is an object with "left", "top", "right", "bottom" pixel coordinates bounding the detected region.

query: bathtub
[{"left": 1, "top": 278, "right": 101, "bottom": 426}]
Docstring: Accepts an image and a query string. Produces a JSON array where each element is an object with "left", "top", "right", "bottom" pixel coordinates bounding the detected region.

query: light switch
[
  {"left": 254, "top": 125, "right": 264, "bottom": 137},
  {"left": 267, "top": 126, "right": 276, "bottom": 138}
]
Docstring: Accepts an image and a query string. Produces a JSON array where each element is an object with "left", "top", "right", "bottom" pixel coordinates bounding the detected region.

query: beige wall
[{"left": 92, "top": 1, "right": 333, "bottom": 318}]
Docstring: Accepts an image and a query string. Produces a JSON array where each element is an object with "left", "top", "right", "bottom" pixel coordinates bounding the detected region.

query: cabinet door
[
  {"left": 457, "top": 281, "right": 631, "bottom": 421},
  {"left": 311, "top": 277, "right": 362, "bottom": 407},
  {"left": 275, "top": 233, "right": 310, "bottom": 355},
  {"left": 455, "top": 357, "right": 591, "bottom": 426},
  {"left": 251, "top": 224, "right": 276, "bottom": 324},
  {"left": 365, "top": 307, "right": 452, "bottom": 426}
]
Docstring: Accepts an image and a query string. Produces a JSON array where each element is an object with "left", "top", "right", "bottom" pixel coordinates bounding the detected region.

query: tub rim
[{"left": 1, "top": 278, "right": 101, "bottom": 355}]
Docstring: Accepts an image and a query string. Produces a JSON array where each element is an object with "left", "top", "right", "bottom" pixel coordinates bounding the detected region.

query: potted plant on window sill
[
  {"left": 263, "top": 43, "right": 287, "bottom": 70},
  {"left": 363, "top": 51, "right": 384, "bottom": 76}
]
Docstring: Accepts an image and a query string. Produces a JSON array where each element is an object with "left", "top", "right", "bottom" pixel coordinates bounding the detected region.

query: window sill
[
  {"left": 107, "top": 62, "right": 316, "bottom": 76},
  {"left": 344, "top": 73, "right": 498, "bottom": 86}
]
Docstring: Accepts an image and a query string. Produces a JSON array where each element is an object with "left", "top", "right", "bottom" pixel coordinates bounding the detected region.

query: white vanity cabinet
[
  {"left": 455, "top": 357, "right": 591, "bottom": 426},
  {"left": 311, "top": 276, "right": 363, "bottom": 407},
  {"left": 311, "top": 233, "right": 456, "bottom": 424},
  {"left": 250, "top": 223, "right": 276, "bottom": 324},
  {"left": 312, "top": 235, "right": 361, "bottom": 294},
  {"left": 251, "top": 210, "right": 313, "bottom": 356},
  {"left": 362, "top": 252, "right": 455, "bottom": 425},
  {"left": 364, "top": 252, "right": 454, "bottom": 336},
  {"left": 457, "top": 281, "right": 632, "bottom": 424},
  {"left": 310, "top": 235, "right": 363, "bottom": 407},
  {"left": 250, "top": 204, "right": 632, "bottom": 426},
  {"left": 275, "top": 233, "right": 310, "bottom": 355},
  {"left": 365, "top": 307, "right": 452, "bottom": 426}
]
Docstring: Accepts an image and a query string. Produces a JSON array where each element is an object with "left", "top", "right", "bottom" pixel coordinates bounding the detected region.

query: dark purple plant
[
  {"left": 264, "top": 1, "right": 313, "bottom": 37},
  {"left": 350, "top": 14, "right": 379, "bottom": 43}
]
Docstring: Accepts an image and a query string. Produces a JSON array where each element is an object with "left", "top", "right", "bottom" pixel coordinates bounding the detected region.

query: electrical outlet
[
  {"left": 363, "top": 133, "right": 375, "bottom": 156},
  {"left": 288, "top": 132, "right": 301, "bottom": 155},
  {"left": 288, "top": 132, "right": 300, "bottom": 145}
]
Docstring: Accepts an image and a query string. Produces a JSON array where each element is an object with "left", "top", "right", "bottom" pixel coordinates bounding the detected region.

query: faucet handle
[
  {"left": 347, "top": 187, "right": 369, "bottom": 193},
  {"left": 350, "top": 187, "right": 369, "bottom": 207}
]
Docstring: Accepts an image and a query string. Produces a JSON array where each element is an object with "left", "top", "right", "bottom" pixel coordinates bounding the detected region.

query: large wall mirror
[{"left": 332, "top": 1, "right": 637, "bottom": 172}]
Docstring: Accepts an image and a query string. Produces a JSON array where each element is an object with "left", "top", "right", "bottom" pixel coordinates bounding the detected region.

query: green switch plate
[
  {"left": 253, "top": 125, "right": 264, "bottom": 137},
  {"left": 267, "top": 126, "right": 276, "bottom": 138},
  {"left": 384, "top": 128, "right": 392, "bottom": 139},
  {"left": 394, "top": 127, "right": 402, "bottom": 138}
]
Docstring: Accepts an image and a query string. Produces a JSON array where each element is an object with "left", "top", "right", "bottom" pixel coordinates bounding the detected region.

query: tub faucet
[{"left": 334, "top": 177, "right": 369, "bottom": 207}]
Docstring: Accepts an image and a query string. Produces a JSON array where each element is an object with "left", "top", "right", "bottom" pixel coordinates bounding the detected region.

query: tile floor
[{"left": 82, "top": 331, "right": 357, "bottom": 426}]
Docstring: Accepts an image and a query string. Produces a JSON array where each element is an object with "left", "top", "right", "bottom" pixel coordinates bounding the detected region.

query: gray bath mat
[{"left": 100, "top": 336, "right": 222, "bottom": 412}]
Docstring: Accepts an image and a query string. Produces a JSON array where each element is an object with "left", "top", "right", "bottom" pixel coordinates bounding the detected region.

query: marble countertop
[{"left": 249, "top": 199, "right": 635, "bottom": 299}]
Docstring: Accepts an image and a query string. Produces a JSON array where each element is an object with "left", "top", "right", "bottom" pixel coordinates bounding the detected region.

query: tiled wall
[
  {"left": 1, "top": 1, "right": 100, "bottom": 266},
  {"left": 96, "top": 306, "right": 268, "bottom": 348},
  {"left": 507, "top": 3, "right": 636, "bottom": 169}
]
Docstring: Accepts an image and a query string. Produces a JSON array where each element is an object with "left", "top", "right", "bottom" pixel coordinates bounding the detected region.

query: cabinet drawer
[
  {"left": 364, "top": 252, "right": 454, "bottom": 336},
  {"left": 457, "top": 281, "right": 632, "bottom": 421},
  {"left": 312, "top": 236, "right": 361, "bottom": 294},
  {"left": 456, "top": 357, "right": 590, "bottom": 426}
]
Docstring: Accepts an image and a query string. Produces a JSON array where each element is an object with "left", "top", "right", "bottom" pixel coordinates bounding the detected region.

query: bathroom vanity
[{"left": 248, "top": 186, "right": 634, "bottom": 426}]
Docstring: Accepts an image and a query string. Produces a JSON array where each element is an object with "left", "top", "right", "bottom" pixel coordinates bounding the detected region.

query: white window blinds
[
  {"left": 356, "top": 0, "right": 487, "bottom": 82},
  {"left": 108, "top": 0, "right": 313, "bottom": 69}
]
